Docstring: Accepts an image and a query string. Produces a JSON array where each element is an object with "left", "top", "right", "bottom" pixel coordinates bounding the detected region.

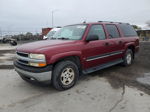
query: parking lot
[{"left": 0, "top": 42, "right": 150, "bottom": 112}]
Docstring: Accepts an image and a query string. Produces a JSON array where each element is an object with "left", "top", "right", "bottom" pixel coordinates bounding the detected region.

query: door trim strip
[{"left": 86, "top": 50, "right": 124, "bottom": 62}]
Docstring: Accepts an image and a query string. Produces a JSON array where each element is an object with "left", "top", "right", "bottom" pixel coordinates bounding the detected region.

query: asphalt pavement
[{"left": 0, "top": 42, "right": 150, "bottom": 112}]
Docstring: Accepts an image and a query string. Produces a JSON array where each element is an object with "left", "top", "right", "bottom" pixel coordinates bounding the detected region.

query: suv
[{"left": 14, "top": 21, "right": 139, "bottom": 90}]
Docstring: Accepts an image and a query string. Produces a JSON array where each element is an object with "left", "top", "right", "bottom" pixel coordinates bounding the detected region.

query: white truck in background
[{"left": 43, "top": 27, "right": 61, "bottom": 40}]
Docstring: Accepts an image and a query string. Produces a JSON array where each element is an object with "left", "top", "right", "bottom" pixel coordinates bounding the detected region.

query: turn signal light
[{"left": 29, "top": 62, "right": 46, "bottom": 67}]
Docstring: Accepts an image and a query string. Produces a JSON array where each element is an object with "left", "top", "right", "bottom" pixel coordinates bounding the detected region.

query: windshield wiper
[{"left": 57, "top": 37, "right": 69, "bottom": 40}]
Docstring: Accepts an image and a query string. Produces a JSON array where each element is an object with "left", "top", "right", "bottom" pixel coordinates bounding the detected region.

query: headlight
[
  {"left": 28, "top": 54, "right": 46, "bottom": 67},
  {"left": 29, "top": 53, "right": 45, "bottom": 60}
]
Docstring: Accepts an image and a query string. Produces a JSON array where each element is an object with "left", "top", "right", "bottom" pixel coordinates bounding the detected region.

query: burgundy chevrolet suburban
[{"left": 14, "top": 21, "right": 139, "bottom": 90}]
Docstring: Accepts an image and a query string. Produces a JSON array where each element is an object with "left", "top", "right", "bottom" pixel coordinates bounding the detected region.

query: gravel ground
[{"left": 0, "top": 42, "right": 150, "bottom": 112}]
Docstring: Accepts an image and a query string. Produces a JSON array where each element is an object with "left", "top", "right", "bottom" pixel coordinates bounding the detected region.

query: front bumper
[{"left": 14, "top": 61, "right": 52, "bottom": 82}]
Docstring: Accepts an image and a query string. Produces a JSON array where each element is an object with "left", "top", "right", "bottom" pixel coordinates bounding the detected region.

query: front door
[{"left": 82, "top": 24, "right": 112, "bottom": 69}]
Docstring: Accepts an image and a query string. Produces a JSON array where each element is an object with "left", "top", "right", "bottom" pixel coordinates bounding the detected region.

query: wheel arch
[
  {"left": 125, "top": 43, "right": 135, "bottom": 59},
  {"left": 49, "top": 52, "right": 83, "bottom": 74}
]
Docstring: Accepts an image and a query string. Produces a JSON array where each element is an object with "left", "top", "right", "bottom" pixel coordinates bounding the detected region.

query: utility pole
[
  {"left": 51, "top": 9, "right": 59, "bottom": 28},
  {"left": 52, "top": 10, "right": 54, "bottom": 28}
]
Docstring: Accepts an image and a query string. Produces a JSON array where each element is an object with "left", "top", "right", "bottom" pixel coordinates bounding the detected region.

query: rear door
[{"left": 104, "top": 24, "right": 124, "bottom": 61}]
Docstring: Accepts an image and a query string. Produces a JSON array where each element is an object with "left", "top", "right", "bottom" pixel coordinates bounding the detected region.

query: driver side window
[{"left": 88, "top": 25, "right": 106, "bottom": 40}]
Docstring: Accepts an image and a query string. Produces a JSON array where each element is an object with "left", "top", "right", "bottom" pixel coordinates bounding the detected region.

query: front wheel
[
  {"left": 122, "top": 49, "right": 133, "bottom": 66},
  {"left": 52, "top": 60, "right": 79, "bottom": 90}
]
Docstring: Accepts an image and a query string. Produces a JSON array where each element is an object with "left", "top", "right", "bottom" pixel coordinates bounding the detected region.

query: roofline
[{"left": 65, "top": 21, "right": 130, "bottom": 26}]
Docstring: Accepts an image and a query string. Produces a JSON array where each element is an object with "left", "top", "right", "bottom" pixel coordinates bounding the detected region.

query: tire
[
  {"left": 52, "top": 60, "right": 79, "bottom": 90},
  {"left": 122, "top": 49, "right": 133, "bottom": 66}
]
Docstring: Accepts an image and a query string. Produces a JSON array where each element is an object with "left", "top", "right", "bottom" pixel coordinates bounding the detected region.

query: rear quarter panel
[{"left": 123, "top": 36, "right": 139, "bottom": 53}]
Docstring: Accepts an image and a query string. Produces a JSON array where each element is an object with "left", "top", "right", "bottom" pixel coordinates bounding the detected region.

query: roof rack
[{"left": 98, "top": 21, "right": 122, "bottom": 24}]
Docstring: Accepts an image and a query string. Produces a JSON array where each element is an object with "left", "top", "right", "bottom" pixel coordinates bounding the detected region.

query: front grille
[
  {"left": 17, "top": 59, "right": 28, "bottom": 65},
  {"left": 17, "top": 52, "right": 28, "bottom": 57},
  {"left": 16, "top": 52, "right": 29, "bottom": 65}
]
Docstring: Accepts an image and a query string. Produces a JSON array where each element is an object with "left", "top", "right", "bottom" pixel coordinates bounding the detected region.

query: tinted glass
[
  {"left": 119, "top": 24, "right": 137, "bottom": 37},
  {"left": 88, "top": 25, "right": 106, "bottom": 40},
  {"left": 106, "top": 25, "right": 120, "bottom": 38}
]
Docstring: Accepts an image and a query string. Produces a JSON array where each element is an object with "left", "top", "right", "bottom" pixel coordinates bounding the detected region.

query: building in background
[
  {"left": 137, "top": 29, "right": 150, "bottom": 41},
  {"left": 42, "top": 28, "right": 52, "bottom": 37}
]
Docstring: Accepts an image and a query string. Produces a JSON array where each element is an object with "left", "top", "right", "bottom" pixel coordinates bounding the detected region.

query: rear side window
[
  {"left": 106, "top": 25, "right": 120, "bottom": 38},
  {"left": 119, "top": 24, "right": 137, "bottom": 37},
  {"left": 88, "top": 25, "right": 106, "bottom": 40}
]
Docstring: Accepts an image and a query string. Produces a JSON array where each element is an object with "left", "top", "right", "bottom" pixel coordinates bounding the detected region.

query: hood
[{"left": 16, "top": 40, "right": 76, "bottom": 53}]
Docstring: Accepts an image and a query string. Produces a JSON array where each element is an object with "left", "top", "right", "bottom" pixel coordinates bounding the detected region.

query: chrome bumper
[{"left": 15, "top": 67, "right": 52, "bottom": 82}]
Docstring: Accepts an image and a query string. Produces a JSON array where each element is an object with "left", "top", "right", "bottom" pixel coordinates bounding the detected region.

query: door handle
[
  {"left": 105, "top": 42, "right": 109, "bottom": 46},
  {"left": 118, "top": 41, "right": 122, "bottom": 44}
]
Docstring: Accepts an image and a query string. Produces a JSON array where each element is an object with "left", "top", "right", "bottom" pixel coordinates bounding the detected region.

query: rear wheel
[
  {"left": 122, "top": 49, "right": 133, "bottom": 66},
  {"left": 52, "top": 60, "right": 79, "bottom": 90}
]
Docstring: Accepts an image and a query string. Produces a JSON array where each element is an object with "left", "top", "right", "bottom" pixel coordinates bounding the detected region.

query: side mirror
[{"left": 86, "top": 35, "right": 99, "bottom": 42}]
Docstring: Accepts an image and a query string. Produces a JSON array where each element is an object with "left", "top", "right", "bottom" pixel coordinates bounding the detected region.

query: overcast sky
[{"left": 0, "top": 0, "right": 150, "bottom": 34}]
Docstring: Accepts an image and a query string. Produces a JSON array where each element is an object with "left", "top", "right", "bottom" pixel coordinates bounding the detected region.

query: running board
[{"left": 82, "top": 59, "right": 123, "bottom": 74}]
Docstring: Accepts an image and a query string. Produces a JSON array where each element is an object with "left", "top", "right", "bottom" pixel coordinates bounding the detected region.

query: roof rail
[{"left": 98, "top": 21, "right": 122, "bottom": 24}]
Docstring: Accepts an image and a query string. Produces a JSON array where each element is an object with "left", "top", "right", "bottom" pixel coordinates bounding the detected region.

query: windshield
[{"left": 52, "top": 25, "right": 87, "bottom": 40}]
